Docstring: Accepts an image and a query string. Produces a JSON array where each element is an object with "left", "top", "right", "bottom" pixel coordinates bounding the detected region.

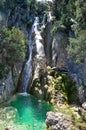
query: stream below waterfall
[{"left": 0, "top": 94, "right": 53, "bottom": 130}]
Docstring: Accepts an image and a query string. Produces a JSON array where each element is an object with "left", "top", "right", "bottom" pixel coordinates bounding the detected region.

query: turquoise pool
[{"left": 0, "top": 94, "right": 53, "bottom": 130}]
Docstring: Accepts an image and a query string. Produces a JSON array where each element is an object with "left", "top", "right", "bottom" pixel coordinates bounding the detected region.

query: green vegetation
[
  {"left": 62, "top": 74, "right": 78, "bottom": 103},
  {"left": 36, "top": 2, "right": 49, "bottom": 16},
  {"left": 0, "top": 0, "right": 50, "bottom": 18},
  {"left": 0, "top": 0, "right": 18, "bottom": 13},
  {"left": 50, "top": 70, "right": 78, "bottom": 104},
  {"left": 67, "top": 31, "right": 86, "bottom": 63},
  {"left": 55, "top": 105, "right": 84, "bottom": 130},
  {"left": 0, "top": 26, "right": 26, "bottom": 65},
  {"left": 0, "top": 1, "right": 85, "bottom": 129},
  {"left": 51, "top": 0, "right": 86, "bottom": 63},
  {"left": 0, "top": 0, "right": 37, "bottom": 14},
  {"left": 0, "top": 0, "right": 27, "bottom": 13},
  {"left": 0, "top": 64, "right": 9, "bottom": 79}
]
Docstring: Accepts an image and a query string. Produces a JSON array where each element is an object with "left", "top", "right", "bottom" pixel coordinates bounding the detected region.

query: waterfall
[
  {"left": 23, "top": 17, "right": 46, "bottom": 93},
  {"left": 33, "top": 17, "right": 46, "bottom": 79},
  {"left": 23, "top": 11, "right": 52, "bottom": 93},
  {"left": 23, "top": 23, "right": 34, "bottom": 93},
  {"left": 34, "top": 17, "right": 45, "bottom": 58},
  {"left": 23, "top": 35, "right": 32, "bottom": 92}
]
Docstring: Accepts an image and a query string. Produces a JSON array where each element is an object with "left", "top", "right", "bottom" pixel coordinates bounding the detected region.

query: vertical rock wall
[
  {"left": 0, "top": 71, "right": 15, "bottom": 103},
  {"left": 51, "top": 31, "right": 86, "bottom": 103}
]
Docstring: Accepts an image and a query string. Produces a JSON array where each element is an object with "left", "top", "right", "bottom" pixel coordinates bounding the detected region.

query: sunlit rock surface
[
  {"left": 79, "top": 102, "right": 86, "bottom": 122},
  {"left": 46, "top": 111, "right": 75, "bottom": 130}
]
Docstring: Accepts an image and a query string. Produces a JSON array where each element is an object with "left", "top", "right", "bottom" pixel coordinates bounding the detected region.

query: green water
[{"left": 2, "top": 94, "right": 53, "bottom": 130}]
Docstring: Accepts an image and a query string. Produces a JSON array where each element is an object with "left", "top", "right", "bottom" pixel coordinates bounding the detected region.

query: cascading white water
[
  {"left": 23, "top": 10, "right": 52, "bottom": 92},
  {"left": 33, "top": 17, "right": 46, "bottom": 79},
  {"left": 23, "top": 32, "right": 33, "bottom": 93},
  {"left": 23, "top": 17, "right": 46, "bottom": 92},
  {"left": 34, "top": 17, "right": 45, "bottom": 58},
  {"left": 23, "top": 21, "right": 36, "bottom": 93}
]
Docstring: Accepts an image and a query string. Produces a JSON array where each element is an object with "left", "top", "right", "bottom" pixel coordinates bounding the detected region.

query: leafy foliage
[
  {"left": 54, "top": 73, "right": 77, "bottom": 103},
  {"left": 67, "top": 31, "right": 86, "bottom": 63},
  {"left": 0, "top": 64, "right": 9, "bottom": 79},
  {"left": 36, "top": 2, "right": 49, "bottom": 16},
  {"left": 0, "top": 0, "right": 16, "bottom": 13},
  {"left": 67, "top": 0, "right": 86, "bottom": 63},
  {"left": 51, "top": 0, "right": 86, "bottom": 63},
  {"left": 0, "top": 26, "right": 26, "bottom": 65},
  {"left": 50, "top": 71, "right": 77, "bottom": 104},
  {"left": 0, "top": 0, "right": 37, "bottom": 14}
]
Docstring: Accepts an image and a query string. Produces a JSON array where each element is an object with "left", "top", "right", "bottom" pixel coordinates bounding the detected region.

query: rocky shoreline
[{"left": 46, "top": 102, "right": 86, "bottom": 130}]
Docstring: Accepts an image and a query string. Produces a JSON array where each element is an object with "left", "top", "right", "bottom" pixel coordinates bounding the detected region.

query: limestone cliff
[
  {"left": 0, "top": 71, "right": 14, "bottom": 103},
  {"left": 51, "top": 31, "right": 86, "bottom": 103}
]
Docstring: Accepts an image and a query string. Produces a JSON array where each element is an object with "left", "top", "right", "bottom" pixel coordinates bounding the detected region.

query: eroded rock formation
[{"left": 46, "top": 111, "right": 75, "bottom": 130}]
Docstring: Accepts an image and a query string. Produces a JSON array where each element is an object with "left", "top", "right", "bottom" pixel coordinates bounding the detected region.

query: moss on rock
[
  {"left": 50, "top": 70, "right": 78, "bottom": 104},
  {"left": 31, "top": 66, "right": 78, "bottom": 106}
]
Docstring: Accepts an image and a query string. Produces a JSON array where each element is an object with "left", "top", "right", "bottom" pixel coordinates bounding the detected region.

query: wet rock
[{"left": 46, "top": 111, "right": 74, "bottom": 130}]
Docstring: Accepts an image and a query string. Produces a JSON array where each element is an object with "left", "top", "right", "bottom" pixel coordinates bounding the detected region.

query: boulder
[
  {"left": 46, "top": 111, "right": 74, "bottom": 130},
  {"left": 46, "top": 112, "right": 73, "bottom": 130},
  {"left": 78, "top": 102, "right": 86, "bottom": 121}
]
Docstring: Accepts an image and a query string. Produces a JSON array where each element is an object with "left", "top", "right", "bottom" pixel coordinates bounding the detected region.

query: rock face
[
  {"left": 46, "top": 111, "right": 74, "bottom": 130},
  {"left": 30, "top": 17, "right": 47, "bottom": 98},
  {"left": 12, "top": 63, "right": 24, "bottom": 87},
  {"left": 79, "top": 102, "right": 86, "bottom": 122},
  {"left": 0, "top": 3, "right": 29, "bottom": 102},
  {"left": 51, "top": 31, "right": 86, "bottom": 103},
  {"left": 0, "top": 71, "right": 15, "bottom": 103},
  {"left": 0, "top": 62, "right": 24, "bottom": 103},
  {"left": 0, "top": 12, "right": 7, "bottom": 25},
  {"left": 44, "top": 22, "right": 53, "bottom": 65},
  {"left": 31, "top": 66, "right": 56, "bottom": 101},
  {"left": 52, "top": 32, "right": 68, "bottom": 68},
  {"left": 7, "top": 6, "right": 29, "bottom": 29}
]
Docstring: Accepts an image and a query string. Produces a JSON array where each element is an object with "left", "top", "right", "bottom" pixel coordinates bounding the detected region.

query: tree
[
  {"left": 51, "top": 0, "right": 86, "bottom": 63},
  {"left": 67, "top": 0, "right": 86, "bottom": 63},
  {"left": 67, "top": 30, "right": 86, "bottom": 63},
  {"left": 0, "top": 26, "right": 26, "bottom": 65}
]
